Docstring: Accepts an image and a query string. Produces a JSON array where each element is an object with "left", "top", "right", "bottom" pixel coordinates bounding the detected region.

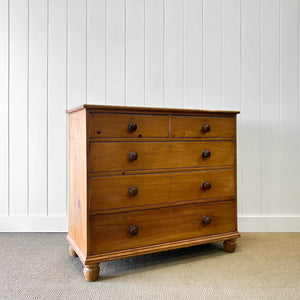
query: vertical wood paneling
[
  {"left": 0, "top": 0, "right": 9, "bottom": 216},
  {"left": 1, "top": 0, "right": 300, "bottom": 229},
  {"left": 145, "top": 0, "right": 163, "bottom": 107},
  {"left": 48, "top": 0, "right": 67, "bottom": 216},
  {"left": 222, "top": 0, "right": 241, "bottom": 216},
  {"left": 164, "top": 0, "right": 184, "bottom": 108},
  {"left": 126, "top": 0, "right": 145, "bottom": 106},
  {"left": 280, "top": 0, "right": 300, "bottom": 214},
  {"left": 241, "top": 0, "right": 261, "bottom": 215},
  {"left": 261, "top": 0, "right": 281, "bottom": 215},
  {"left": 9, "top": 0, "right": 28, "bottom": 215},
  {"left": 28, "top": 0, "right": 48, "bottom": 216},
  {"left": 203, "top": 0, "right": 222, "bottom": 109},
  {"left": 222, "top": 0, "right": 240, "bottom": 110},
  {"left": 67, "top": 0, "right": 86, "bottom": 108},
  {"left": 106, "top": 0, "right": 126, "bottom": 105},
  {"left": 87, "top": 0, "right": 105, "bottom": 104},
  {"left": 184, "top": 0, "right": 203, "bottom": 109}
]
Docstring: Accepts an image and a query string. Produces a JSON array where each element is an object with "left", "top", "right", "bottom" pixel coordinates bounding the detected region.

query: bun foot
[
  {"left": 223, "top": 239, "right": 237, "bottom": 253},
  {"left": 84, "top": 264, "right": 100, "bottom": 282},
  {"left": 68, "top": 245, "right": 78, "bottom": 257}
]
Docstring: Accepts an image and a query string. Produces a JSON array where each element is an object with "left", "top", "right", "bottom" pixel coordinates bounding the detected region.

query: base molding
[
  {"left": 67, "top": 231, "right": 240, "bottom": 265},
  {"left": 238, "top": 216, "right": 300, "bottom": 232},
  {"left": 0, "top": 216, "right": 67, "bottom": 232},
  {"left": 0, "top": 216, "right": 300, "bottom": 232}
]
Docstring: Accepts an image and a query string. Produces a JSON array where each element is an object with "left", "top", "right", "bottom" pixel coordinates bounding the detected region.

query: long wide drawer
[
  {"left": 89, "top": 113, "right": 169, "bottom": 138},
  {"left": 90, "top": 200, "right": 236, "bottom": 255},
  {"left": 89, "top": 141, "right": 235, "bottom": 172},
  {"left": 90, "top": 169, "right": 235, "bottom": 211}
]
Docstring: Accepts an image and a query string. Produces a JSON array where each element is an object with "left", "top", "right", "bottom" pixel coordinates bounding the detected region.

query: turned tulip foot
[
  {"left": 223, "top": 239, "right": 237, "bottom": 253},
  {"left": 84, "top": 264, "right": 100, "bottom": 282},
  {"left": 68, "top": 245, "right": 78, "bottom": 257}
]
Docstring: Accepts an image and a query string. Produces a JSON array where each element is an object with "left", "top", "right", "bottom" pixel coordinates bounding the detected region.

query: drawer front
[
  {"left": 90, "top": 200, "right": 236, "bottom": 255},
  {"left": 90, "top": 169, "right": 235, "bottom": 211},
  {"left": 172, "top": 116, "right": 235, "bottom": 138},
  {"left": 89, "top": 141, "right": 235, "bottom": 172},
  {"left": 89, "top": 113, "right": 169, "bottom": 138}
]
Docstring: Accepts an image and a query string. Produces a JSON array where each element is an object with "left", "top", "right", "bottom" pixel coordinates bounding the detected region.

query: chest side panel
[{"left": 68, "top": 109, "right": 88, "bottom": 255}]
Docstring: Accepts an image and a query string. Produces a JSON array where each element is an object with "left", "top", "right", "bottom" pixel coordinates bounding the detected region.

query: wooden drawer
[
  {"left": 90, "top": 169, "right": 235, "bottom": 211},
  {"left": 172, "top": 116, "right": 235, "bottom": 138},
  {"left": 89, "top": 141, "right": 235, "bottom": 172},
  {"left": 89, "top": 113, "right": 169, "bottom": 138},
  {"left": 90, "top": 200, "right": 236, "bottom": 255}
]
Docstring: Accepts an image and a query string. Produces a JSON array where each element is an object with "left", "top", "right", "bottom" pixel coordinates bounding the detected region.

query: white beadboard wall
[{"left": 0, "top": 0, "right": 299, "bottom": 232}]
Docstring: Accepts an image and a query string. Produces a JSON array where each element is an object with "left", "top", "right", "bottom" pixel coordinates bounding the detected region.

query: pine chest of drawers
[{"left": 66, "top": 105, "right": 240, "bottom": 281}]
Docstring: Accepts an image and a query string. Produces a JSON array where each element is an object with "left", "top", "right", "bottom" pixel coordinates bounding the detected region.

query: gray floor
[{"left": 0, "top": 233, "right": 299, "bottom": 299}]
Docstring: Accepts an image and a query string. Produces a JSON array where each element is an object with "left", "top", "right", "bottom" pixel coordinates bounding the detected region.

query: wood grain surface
[
  {"left": 90, "top": 169, "right": 235, "bottom": 211},
  {"left": 172, "top": 115, "right": 235, "bottom": 138},
  {"left": 90, "top": 200, "right": 236, "bottom": 255},
  {"left": 89, "top": 141, "right": 235, "bottom": 172},
  {"left": 68, "top": 109, "right": 88, "bottom": 255},
  {"left": 89, "top": 112, "right": 169, "bottom": 138}
]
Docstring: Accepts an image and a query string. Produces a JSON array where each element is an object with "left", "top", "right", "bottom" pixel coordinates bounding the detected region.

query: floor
[{"left": 0, "top": 233, "right": 299, "bottom": 299}]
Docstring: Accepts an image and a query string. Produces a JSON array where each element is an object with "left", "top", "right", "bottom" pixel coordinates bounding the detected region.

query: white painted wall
[{"left": 0, "top": 0, "right": 299, "bottom": 232}]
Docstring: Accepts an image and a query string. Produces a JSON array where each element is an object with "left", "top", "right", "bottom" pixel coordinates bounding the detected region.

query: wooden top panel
[{"left": 66, "top": 104, "right": 240, "bottom": 115}]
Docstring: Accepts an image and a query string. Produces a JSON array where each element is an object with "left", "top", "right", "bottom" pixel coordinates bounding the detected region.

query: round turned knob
[
  {"left": 127, "top": 122, "right": 138, "bottom": 133},
  {"left": 128, "top": 186, "right": 138, "bottom": 197},
  {"left": 202, "top": 150, "right": 211, "bottom": 159},
  {"left": 202, "top": 124, "right": 211, "bottom": 133},
  {"left": 202, "top": 181, "right": 211, "bottom": 190},
  {"left": 202, "top": 216, "right": 212, "bottom": 225},
  {"left": 128, "top": 151, "right": 138, "bottom": 161},
  {"left": 128, "top": 225, "right": 139, "bottom": 236}
]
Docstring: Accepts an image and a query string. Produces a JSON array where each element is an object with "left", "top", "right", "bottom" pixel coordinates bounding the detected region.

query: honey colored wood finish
[
  {"left": 223, "top": 239, "right": 237, "bottom": 253},
  {"left": 67, "top": 104, "right": 240, "bottom": 115},
  {"left": 68, "top": 109, "right": 88, "bottom": 255},
  {"left": 68, "top": 246, "right": 78, "bottom": 257},
  {"left": 67, "top": 231, "right": 240, "bottom": 265},
  {"left": 89, "top": 113, "right": 169, "bottom": 138},
  {"left": 90, "top": 169, "right": 235, "bottom": 211},
  {"left": 89, "top": 141, "right": 235, "bottom": 173},
  {"left": 83, "top": 264, "right": 100, "bottom": 282},
  {"left": 90, "top": 200, "right": 236, "bottom": 255},
  {"left": 66, "top": 105, "right": 240, "bottom": 281},
  {"left": 172, "top": 115, "right": 236, "bottom": 138}
]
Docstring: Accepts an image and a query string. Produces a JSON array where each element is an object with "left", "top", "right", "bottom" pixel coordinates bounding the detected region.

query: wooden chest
[{"left": 66, "top": 105, "right": 240, "bottom": 281}]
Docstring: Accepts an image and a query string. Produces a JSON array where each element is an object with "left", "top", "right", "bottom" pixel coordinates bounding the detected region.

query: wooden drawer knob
[
  {"left": 202, "top": 181, "right": 211, "bottom": 190},
  {"left": 128, "top": 151, "right": 138, "bottom": 161},
  {"left": 202, "top": 216, "right": 212, "bottom": 225},
  {"left": 201, "top": 124, "right": 211, "bottom": 133},
  {"left": 202, "top": 150, "right": 211, "bottom": 158},
  {"left": 128, "top": 225, "right": 139, "bottom": 236},
  {"left": 128, "top": 186, "right": 138, "bottom": 197},
  {"left": 127, "top": 122, "right": 138, "bottom": 132}
]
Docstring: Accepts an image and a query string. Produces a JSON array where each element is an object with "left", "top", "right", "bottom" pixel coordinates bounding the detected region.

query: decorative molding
[
  {"left": 0, "top": 216, "right": 67, "bottom": 232},
  {"left": 238, "top": 216, "right": 300, "bottom": 232}
]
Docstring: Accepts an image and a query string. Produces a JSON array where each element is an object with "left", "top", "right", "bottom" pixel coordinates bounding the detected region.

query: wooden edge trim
[
  {"left": 88, "top": 137, "right": 237, "bottom": 142},
  {"left": 66, "top": 104, "right": 240, "bottom": 115},
  {"left": 66, "top": 233, "right": 87, "bottom": 264},
  {"left": 89, "top": 198, "right": 236, "bottom": 216},
  {"left": 85, "top": 231, "right": 241, "bottom": 264}
]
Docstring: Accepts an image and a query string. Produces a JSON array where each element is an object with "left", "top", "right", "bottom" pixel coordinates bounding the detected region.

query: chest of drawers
[{"left": 66, "top": 105, "right": 240, "bottom": 281}]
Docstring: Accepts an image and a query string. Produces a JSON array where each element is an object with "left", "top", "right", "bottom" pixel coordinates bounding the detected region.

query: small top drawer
[
  {"left": 89, "top": 113, "right": 169, "bottom": 138},
  {"left": 172, "top": 116, "right": 235, "bottom": 138}
]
